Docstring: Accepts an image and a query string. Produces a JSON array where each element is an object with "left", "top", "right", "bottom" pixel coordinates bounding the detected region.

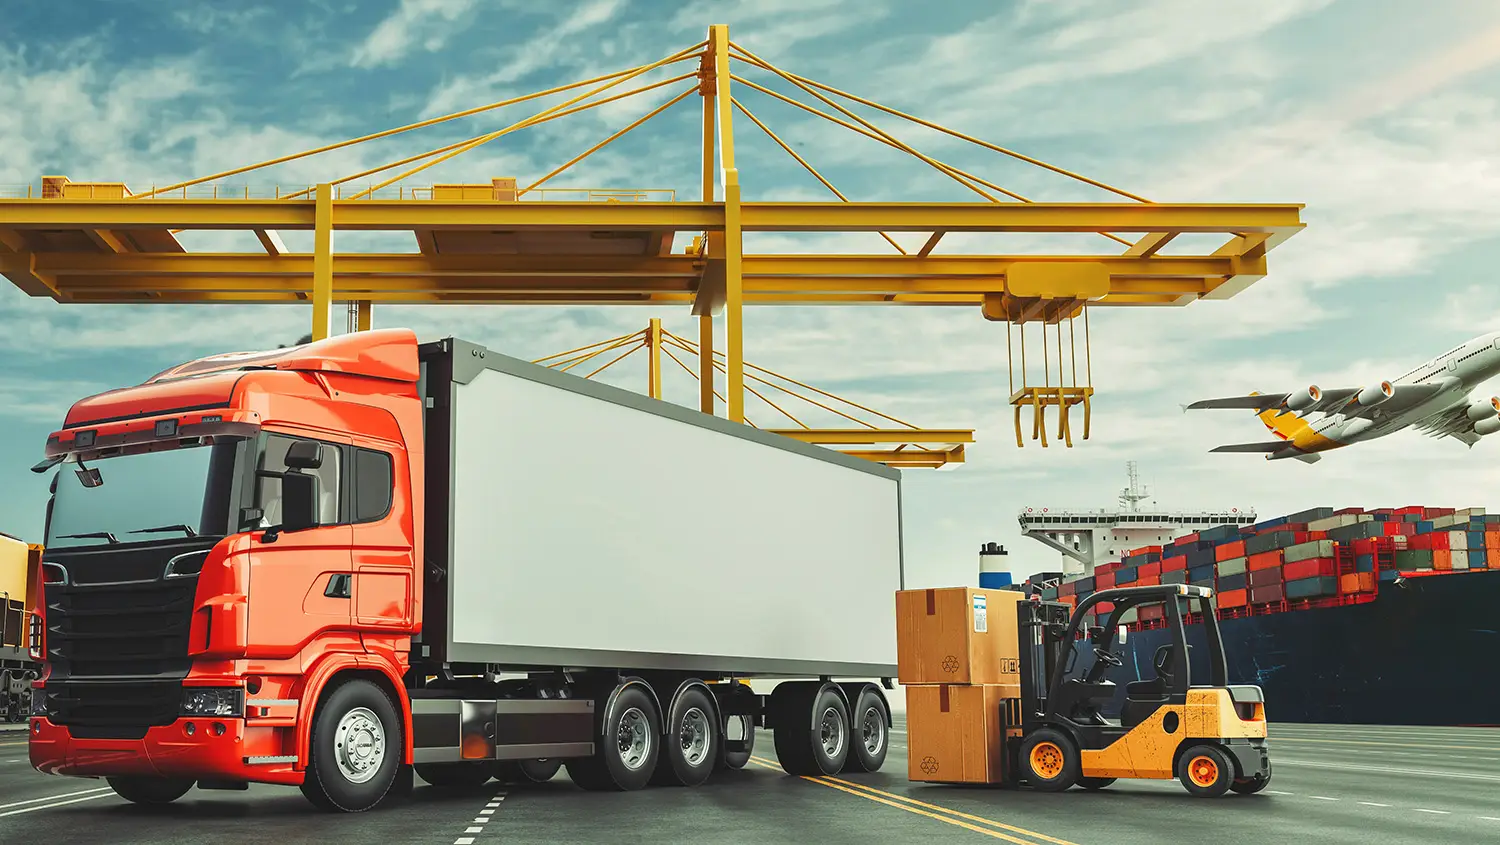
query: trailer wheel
[
  {"left": 299, "top": 678, "right": 403, "bottom": 812},
  {"left": 414, "top": 761, "right": 493, "bottom": 788},
  {"left": 495, "top": 758, "right": 562, "bottom": 784},
  {"left": 1177, "top": 744, "right": 1234, "bottom": 797},
  {"left": 652, "top": 685, "right": 718, "bottom": 787},
  {"left": 717, "top": 713, "right": 755, "bottom": 770},
  {"left": 106, "top": 775, "right": 194, "bottom": 805},
  {"left": 565, "top": 683, "right": 661, "bottom": 791},
  {"left": 845, "top": 687, "right": 889, "bottom": 773},
  {"left": 1019, "top": 728, "right": 1079, "bottom": 792},
  {"left": 772, "top": 682, "right": 850, "bottom": 776}
]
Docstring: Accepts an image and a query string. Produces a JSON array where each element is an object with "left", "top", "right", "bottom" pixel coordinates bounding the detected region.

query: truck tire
[
  {"left": 106, "top": 775, "right": 194, "bottom": 805},
  {"left": 495, "top": 758, "right": 562, "bottom": 784},
  {"left": 652, "top": 685, "right": 718, "bottom": 787},
  {"left": 414, "top": 761, "right": 493, "bottom": 788},
  {"left": 1019, "top": 728, "right": 1080, "bottom": 792},
  {"left": 771, "top": 682, "right": 850, "bottom": 776},
  {"left": 299, "top": 678, "right": 403, "bottom": 812},
  {"left": 845, "top": 687, "right": 889, "bottom": 773},
  {"left": 565, "top": 683, "right": 661, "bottom": 791},
  {"left": 717, "top": 713, "right": 755, "bottom": 770}
]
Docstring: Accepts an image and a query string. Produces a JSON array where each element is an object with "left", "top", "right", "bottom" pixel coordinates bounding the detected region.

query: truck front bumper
[
  {"left": 29, "top": 717, "right": 303, "bottom": 786},
  {"left": 1223, "top": 736, "right": 1270, "bottom": 781}
]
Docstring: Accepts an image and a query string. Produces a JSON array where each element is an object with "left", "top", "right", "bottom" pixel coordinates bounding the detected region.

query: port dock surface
[{"left": 1, "top": 718, "right": 1494, "bottom": 843}]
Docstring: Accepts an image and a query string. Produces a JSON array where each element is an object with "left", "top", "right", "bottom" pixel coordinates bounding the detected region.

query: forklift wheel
[
  {"left": 1230, "top": 762, "right": 1272, "bottom": 795},
  {"left": 1077, "top": 777, "right": 1115, "bottom": 790},
  {"left": 1019, "top": 728, "right": 1079, "bottom": 792},
  {"left": 1177, "top": 744, "right": 1234, "bottom": 797}
]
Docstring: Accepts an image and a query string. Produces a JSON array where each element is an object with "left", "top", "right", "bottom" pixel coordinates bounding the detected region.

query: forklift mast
[{"left": 1016, "top": 597, "right": 1072, "bottom": 725}]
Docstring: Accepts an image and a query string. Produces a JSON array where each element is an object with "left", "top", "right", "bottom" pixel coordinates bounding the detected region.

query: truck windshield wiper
[
  {"left": 57, "top": 531, "right": 120, "bottom": 544},
  {"left": 128, "top": 524, "right": 199, "bottom": 537}
]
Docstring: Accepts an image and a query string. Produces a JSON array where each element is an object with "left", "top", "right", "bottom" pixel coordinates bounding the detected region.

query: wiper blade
[
  {"left": 57, "top": 531, "right": 120, "bottom": 544},
  {"left": 128, "top": 524, "right": 198, "bottom": 537}
]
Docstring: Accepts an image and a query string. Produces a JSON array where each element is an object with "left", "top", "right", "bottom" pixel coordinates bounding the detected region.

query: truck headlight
[{"left": 181, "top": 687, "right": 244, "bottom": 718}]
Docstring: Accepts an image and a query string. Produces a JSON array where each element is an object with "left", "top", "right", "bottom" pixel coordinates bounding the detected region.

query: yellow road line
[
  {"left": 1274, "top": 737, "right": 1500, "bottom": 752},
  {"left": 747, "top": 756, "right": 1077, "bottom": 845}
]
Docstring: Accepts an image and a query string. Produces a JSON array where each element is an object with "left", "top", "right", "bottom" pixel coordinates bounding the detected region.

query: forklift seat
[{"left": 1120, "top": 644, "right": 1177, "bottom": 728}]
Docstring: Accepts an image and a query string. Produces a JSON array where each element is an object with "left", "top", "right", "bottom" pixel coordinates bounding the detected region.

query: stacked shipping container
[{"left": 1037, "top": 506, "right": 1500, "bottom": 633}]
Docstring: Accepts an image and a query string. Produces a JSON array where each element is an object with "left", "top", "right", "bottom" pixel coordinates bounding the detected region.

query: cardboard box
[
  {"left": 896, "top": 587, "right": 1021, "bottom": 685},
  {"left": 907, "top": 684, "right": 1018, "bottom": 784}
]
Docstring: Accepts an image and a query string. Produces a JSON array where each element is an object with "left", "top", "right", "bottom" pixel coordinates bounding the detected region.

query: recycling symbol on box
[
  {"left": 920, "top": 756, "right": 940, "bottom": 775},
  {"left": 941, "top": 655, "right": 961, "bottom": 673}
]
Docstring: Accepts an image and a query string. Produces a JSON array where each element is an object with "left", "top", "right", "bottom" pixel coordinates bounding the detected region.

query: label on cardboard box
[{"left": 973, "top": 593, "right": 987, "bottom": 633}]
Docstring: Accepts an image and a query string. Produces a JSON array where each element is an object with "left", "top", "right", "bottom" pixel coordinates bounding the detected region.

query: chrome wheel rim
[
  {"left": 680, "top": 707, "right": 712, "bottom": 767},
  {"left": 818, "top": 706, "right": 846, "bottom": 759},
  {"left": 617, "top": 707, "right": 652, "bottom": 770},
  {"left": 333, "top": 706, "right": 386, "bottom": 783},
  {"left": 860, "top": 706, "right": 885, "bottom": 756}
]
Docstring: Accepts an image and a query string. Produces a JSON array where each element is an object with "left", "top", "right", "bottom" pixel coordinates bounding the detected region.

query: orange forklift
[{"left": 902, "top": 584, "right": 1272, "bottom": 797}]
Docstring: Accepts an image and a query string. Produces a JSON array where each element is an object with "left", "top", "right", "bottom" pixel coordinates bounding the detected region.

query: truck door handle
[{"left": 324, "top": 573, "right": 352, "bottom": 599}]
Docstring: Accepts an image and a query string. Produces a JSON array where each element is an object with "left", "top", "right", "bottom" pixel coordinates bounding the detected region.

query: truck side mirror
[
  {"left": 278, "top": 472, "right": 320, "bottom": 534},
  {"left": 284, "top": 440, "right": 324, "bottom": 470}
]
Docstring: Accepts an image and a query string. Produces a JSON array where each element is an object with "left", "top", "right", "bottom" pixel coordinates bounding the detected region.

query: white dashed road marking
[{"left": 454, "top": 790, "right": 505, "bottom": 844}]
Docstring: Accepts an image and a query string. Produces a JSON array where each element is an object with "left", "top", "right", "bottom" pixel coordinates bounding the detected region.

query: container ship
[{"left": 986, "top": 466, "right": 1500, "bottom": 726}]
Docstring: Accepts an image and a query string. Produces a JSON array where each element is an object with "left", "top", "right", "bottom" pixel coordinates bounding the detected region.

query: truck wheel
[
  {"left": 717, "top": 713, "right": 755, "bottom": 770},
  {"left": 565, "top": 683, "right": 660, "bottom": 791},
  {"left": 772, "top": 682, "right": 850, "bottom": 776},
  {"left": 1019, "top": 728, "right": 1079, "bottom": 792},
  {"left": 299, "top": 678, "right": 403, "bottom": 812},
  {"left": 495, "top": 758, "right": 562, "bottom": 784},
  {"left": 845, "top": 687, "right": 889, "bottom": 773},
  {"left": 1178, "top": 744, "right": 1235, "bottom": 797},
  {"left": 414, "top": 761, "right": 493, "bottom": 788},
  {"left": 106, "top": 775, "right": 194, "bottom": 805},
  {"left": 1230, "top": 760, "right": 1272, "bottom": 795},
  {"left": 652, "top": 686, "right": 718, "bottom": 787}
]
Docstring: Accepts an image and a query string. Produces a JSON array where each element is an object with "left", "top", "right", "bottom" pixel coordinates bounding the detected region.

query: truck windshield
[{"left": 45, "top": 438, "right": 246, "bottom": 549}]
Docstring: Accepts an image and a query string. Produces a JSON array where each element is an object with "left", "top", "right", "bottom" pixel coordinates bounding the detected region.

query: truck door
[
  {"left": 246, "top": 431, "right": 354, "bottom": 656},
  {"left": 348, "top": 442, "right": 413, "bottom": 632}
]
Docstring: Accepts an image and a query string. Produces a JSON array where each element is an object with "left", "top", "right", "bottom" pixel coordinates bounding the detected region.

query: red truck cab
[{"left": 30, "top": 330, "right": 427, "bottom": 809}]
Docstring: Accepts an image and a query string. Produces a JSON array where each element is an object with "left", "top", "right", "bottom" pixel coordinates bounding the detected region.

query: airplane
[{"left": 1183, "top": 331, "right": 1500, "bottom": 464}]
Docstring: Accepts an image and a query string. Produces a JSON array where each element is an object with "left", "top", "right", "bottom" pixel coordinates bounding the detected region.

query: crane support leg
[{"left": 312, "top": 183, "right": 333, "bottom": 341}]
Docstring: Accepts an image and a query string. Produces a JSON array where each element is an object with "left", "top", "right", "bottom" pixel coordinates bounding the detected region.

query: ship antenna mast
[{"left": 1119, "top": 461, "right": 1151, "bottom": 513}]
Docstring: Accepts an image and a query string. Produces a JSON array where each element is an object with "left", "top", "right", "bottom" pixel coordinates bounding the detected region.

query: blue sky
[{"left": 3, "top": 0, "right": 1500, "bottom": 589}]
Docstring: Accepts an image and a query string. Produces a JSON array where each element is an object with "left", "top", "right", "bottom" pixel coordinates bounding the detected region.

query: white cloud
[{"left": 350, "top": 0, "right": 481, "bottom": 69}]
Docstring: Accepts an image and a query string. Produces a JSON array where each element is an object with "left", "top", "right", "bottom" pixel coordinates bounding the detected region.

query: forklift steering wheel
[{"left": 1093, "top": 647, "right": 1123, "bottom": 668}]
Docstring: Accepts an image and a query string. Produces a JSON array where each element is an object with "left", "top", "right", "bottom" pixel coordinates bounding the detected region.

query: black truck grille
[{"left": 41, "top": 541, "right": 212, "bottom": 732}]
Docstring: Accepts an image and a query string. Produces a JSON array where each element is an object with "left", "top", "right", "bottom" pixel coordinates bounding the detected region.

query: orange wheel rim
[
  {"left": 1029, "top": 741, "right": 1065, "bottom": 779},
  {"left": 1188, "top": 755, "right": 1219, "bottom": 787}
]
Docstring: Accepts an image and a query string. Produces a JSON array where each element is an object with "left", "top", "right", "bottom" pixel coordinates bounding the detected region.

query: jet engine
[
  {"left": 1475, "top": 417, "right": 1500, "bottom": 436},
  {"left": 1355, "top": 381, "right": 1395, "bottom": 407},
  {"left": 1465, "top": 396, "right": 1500, "bottom": 422},
  {"left": 1285, "top": 385, "right": 1322, "bottom": 412}
]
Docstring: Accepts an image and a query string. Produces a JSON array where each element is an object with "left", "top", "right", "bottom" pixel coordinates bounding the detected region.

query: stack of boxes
[
  {"left": 895, "top": 587, "right": 1024, "bottom": 785},
  {"left": 1036, "top": 504, "right": 1499, "bottom": 630}
]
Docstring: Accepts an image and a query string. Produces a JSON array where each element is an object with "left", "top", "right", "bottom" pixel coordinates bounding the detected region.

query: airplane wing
[
  {"left": 1187, "top": 382, "right": 1450, "bottom": 419},
  {"left": 1329, "top": 382, "right": 1450, "bottom": 420},
  {"left": 1208, "top": 441, "right": 1294, "bottom": 453},
  {"left": 1185, "top": 388, "right": 1359, "bottom": 414},
  {"left": 1411, "top": 401, "right": 1484, "bottom": 446}
]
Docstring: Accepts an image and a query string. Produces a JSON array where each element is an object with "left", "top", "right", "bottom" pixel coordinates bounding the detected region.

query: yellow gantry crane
[{"left": 0, "top": 25, "right": 1303, "bottom": 451}]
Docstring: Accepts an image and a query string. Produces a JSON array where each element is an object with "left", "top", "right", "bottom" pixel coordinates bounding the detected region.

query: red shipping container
[
  {"left": 1059, "top": 595, "right": 1077, "bottom": 609},
  {"left": 1434, "top": 550, "right": 1452, "bottom": 570},
  {"left": 1218, "top": 589, "right": 1248, "bottom": 609},
  {"left": 1173, "top": 533, "right": 1201, "bottom": 547},
  {"left": 1096, "top": 571, "right": 1116, "bottom": 590},
  {"left": 1161, "top": 556, "right": 1187, "bottom": 573},
  {"left": 1216, "top": 540, "right": 1246, "bottom": 561},
  {"left": 1336, "top": 507, "right": 1366, "bottom": 516},
  {"left": 1136, "top": 572, "right": 1161, "bottom": 586},
  {"left": 1428, "top": 532, "right": 1450, "bottom": 551},
  {"left": 1339, "top": 572, "right": 1377, "bottom": 594},
  {"left": 1248, "top": 550, "right": 1283, "bottom": 572},
  {"left": 1059, "top": 581, "right": 1075, "bottom": 596},
  {"left": 1127, "top": 545, "right": 1163, "bottom": 557},
  {"left": 1409, "top": 533, "right": 1433, "bottom": 551},
  {"left": 1139, "top": 604, "right": 1164, "bottom": 621},
  {"left": 1284, "top": 557, "right": 1336, "bottom": 580},
  {"left": 1352, "top": 537, "right": 1377, "bottom": 555},
  {"left": 1095, "top": 601, "right": 1114, "bottom": 615},
  {"left": 1139, "top": 562, "right": 1162, "bottom": 579},
  {"left": 1249, "top": 583, "right": 1284, "bottom": 604}
]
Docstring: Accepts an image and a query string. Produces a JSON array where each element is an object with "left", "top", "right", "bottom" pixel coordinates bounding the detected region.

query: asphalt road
[{"left": 1, "top": 719, "right": 1498, "bottom": 844}]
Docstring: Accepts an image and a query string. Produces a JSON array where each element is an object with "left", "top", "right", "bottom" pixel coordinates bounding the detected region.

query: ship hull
[{"left": 1098, "top": 569, "right": 1500, "bottom": 725}]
